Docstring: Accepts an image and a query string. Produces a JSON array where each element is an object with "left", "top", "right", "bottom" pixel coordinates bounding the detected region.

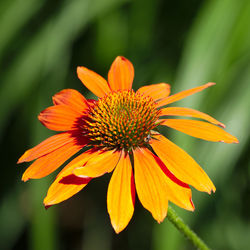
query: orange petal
[
  {"left": 73, "top": 149, "right": 121, "bottom": 178},
  {"left": 137, "top": 83, "right": 171, "bottom": 101},
  {"left": 161, "top": 119, "right": 239, "bottom": 143},
  {"left": 18, "top": 132, "right": 75, "bottom": 163},
  {"left": 108, "top": 56, "right": 134, "bottom": 91},
  {"left": 151, "top": 133, "right": 215, "bottom": 193},
  {"left": 38, "top": 105, "right": 82, "bottom": 131},
  {"left": 157, "top": 82, "right": 215, "bottom": 107},
  {"left": 77, "top": 66, "right": 110, "bottom": 97},
  {"left": 133, "top": 147, "right": 169, "bottom": 222},
  {"left": 107, "top": 150, "right": 134, "bottom": 233},
  {"left": 52, "top": 89, "right": 89, "bottom": 111},
  {"left": 21, "top": 138, "right": 87, "bottom": 181},
  {"left": 43, "top": 149, "right": 96, "bottom": 206},
  {"left": 159, "top": 107, "right": 225, "bottom": 128}
]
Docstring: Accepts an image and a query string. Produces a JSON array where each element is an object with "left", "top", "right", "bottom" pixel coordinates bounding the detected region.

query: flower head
[{"left": 18, "top": 56, "right": 238, "bottom": 233}]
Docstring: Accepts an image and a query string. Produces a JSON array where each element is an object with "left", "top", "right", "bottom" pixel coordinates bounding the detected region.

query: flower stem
[{"left": 167, "top": 206, "right": 210, "bottom": 250}]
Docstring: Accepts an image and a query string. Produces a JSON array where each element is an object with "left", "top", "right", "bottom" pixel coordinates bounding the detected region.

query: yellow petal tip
[
  {"left": 21, "top": 173, "right": 29, "bottom": 182},
  {"left": 113, "top": 226, "right": 122, "bottom": 234},
  {"left": 76, "top": 66, "right": 87, "bottom": 78},
  {"left": 207, "top": 186, "right": 216, "bottom": 194},
  {"left": 111, "top": 220, "right": 127, "bottom": 234},
  {"left": 76, "top": 66, "right": 83, "bottom": 72},
  {"left": 219, "top": 136, "right": 239, "bottom": 144},
  {"left": 43, "top": 199, "right": 53, "bottom": 210},
  {"left": 43, "top": 196, "right": 51, "bottom": 206},
  {"left": 17, "top": 157, "right": 24, "bottom": 164},
  {"left": 17, "top": 152, "right": 29, "bottom": 163},
  {"left": 153, "top": 211, "right": 167, "bottom": 224},
  {"left": 234, "top": 138, "right": 239, "bottom": 144},
  {"left": 156, "top": 217, "right": 165, "bottom": 224}
]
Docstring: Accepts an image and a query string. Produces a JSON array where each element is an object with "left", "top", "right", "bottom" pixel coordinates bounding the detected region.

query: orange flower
[{"left": 18, "top": 56, "right": 238, "bottom": 233}]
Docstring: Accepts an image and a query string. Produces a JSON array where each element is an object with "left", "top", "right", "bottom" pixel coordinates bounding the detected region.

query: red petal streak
[
  {"left": 131, "top": 169, "right": 135, "bottom": 206},
  {"left": 60, "top": 174, "right": 91, "bottom": 185},
  {"left": 43, "top": 149, "right": 96, "bottom": 206},
  {"left": 134, "top": 148, "right": 194, "bottom": 214},
  {"left": 152, "top": 154, "right": 189, "bottom": 188},
  {"left": 151, "top": 133, "right": 215, "bottom": 193}
]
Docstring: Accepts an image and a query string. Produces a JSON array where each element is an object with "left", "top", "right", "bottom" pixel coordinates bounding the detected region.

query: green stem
[{"left": 167, "top": 206, "right": 210, "bottom": 250}]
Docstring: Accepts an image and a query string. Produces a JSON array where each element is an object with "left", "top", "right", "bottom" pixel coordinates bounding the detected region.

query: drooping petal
[
  {"left": 133, "top": 147, "right": 169, "bottom": 222},
  {"left": 159, "top": 107, "right": 225, "bottom": 128},
  {"left": 77, "top": 66, "right": 111, "bottom": 97},
  {"left": 137, "top": 83, "right": 170, "bottom": 101},
  {"left": 151, "top": 133, "right": 215, "bottom": 193},
  {"left": 73, "top": 149, "right": 121, "bottom": 178},
  {"left": 156, "top": 158, "right": 194, "bottom": 211},
  {"left": 157, "top": 82, "right": 215, "bottom": 107},
  {"left": 107, "top": 150, "right": 134, "bottom": 233},
  {"left": 38, "top": 105, "right": 83, "bottom": 131},
  {"left": 21, "top": 138, "right": 87, "bottom": 181},
  {"left": 161, "top": 119, "right": 239, "bottom": 143},
  {"left": 108, "top": 56, "right": 134, "bottom": 91},
  {"left": 43, "top": 149, "right": 96, "bottom": 207},
  {"left": 134, "top": 148, "right": 194, "bottom": 219},
  {"left": 52, "top": 89, "right": 89, "bottom": 111},
  {"left": 18, "top": 132, "right": 75, "bottom": 163}
]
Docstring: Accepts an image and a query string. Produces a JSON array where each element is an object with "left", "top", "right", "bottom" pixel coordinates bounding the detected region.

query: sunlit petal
[
  {"left": 134, "top": 148, "right": 194, "bottom": 215},
  {"left": 77, "top": 66, "right": 111, "bottom": 97},
  {"left": 159, "top": 107, "right": 225, "bottom": 128},
  {"left": 52, "top": 89, "right": 89, "bottom": 111},
  {"left": 18, "top": 132, "right": 75, "bottom": 163},
  {"left": 161, "top": 119, "right": 239, "bottom": 143},
  {"left": 22, "top": 139, "right": 87, "bottom": 181},
  {"left": 108, "top": 56, "right": 134, "bottom": 91},
  {"left": 38, "top": 105, "right": 82, "bottom": 131},
  {"left": 137, "top": 83, "right": 170, "bottom": 101},
  {"left": 133, "top": 147, "right": 169, "bottom": 222},
  {"left": 43, "top": 149, "right": 95, "bottom": 207},
  {"left": 107, "top": 150, "right": 134, "bottom": 233},
  {"left": 73, "top": 149, "right": 120, "bottom": 178},
  {"left": 157, "top": 82, "right": 215, "bottom": 107},
  {"left": 151, "top": 133, "right": 215, "bottom": 193}
]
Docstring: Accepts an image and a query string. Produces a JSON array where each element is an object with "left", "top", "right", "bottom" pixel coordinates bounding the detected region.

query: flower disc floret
[{"left": 84, "top": 90, "right": 160, "bottom": 150}]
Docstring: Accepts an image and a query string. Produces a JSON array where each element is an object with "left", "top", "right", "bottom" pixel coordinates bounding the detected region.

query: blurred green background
[{"left": 1, "top": 0, "right": 250, "bottom": 249}]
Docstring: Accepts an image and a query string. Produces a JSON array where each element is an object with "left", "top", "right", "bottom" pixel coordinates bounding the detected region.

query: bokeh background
[{"left": 1, "top": 0, "right": 250, "bottom": 249}]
